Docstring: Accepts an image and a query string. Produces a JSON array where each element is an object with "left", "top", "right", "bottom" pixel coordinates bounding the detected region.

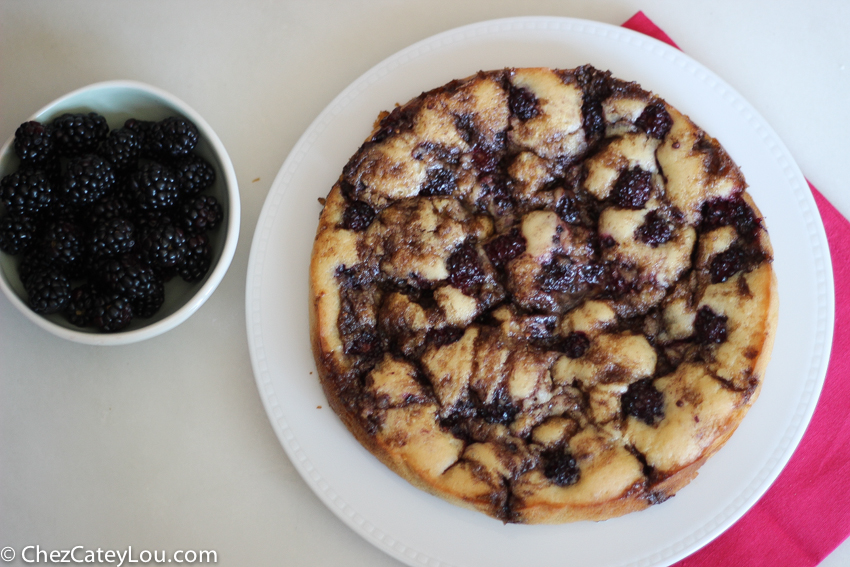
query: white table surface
[{"left": 1, "top": 1, "right": 848, "bottom": 566}]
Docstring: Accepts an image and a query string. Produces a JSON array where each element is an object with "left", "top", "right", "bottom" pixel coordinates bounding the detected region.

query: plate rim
[{"left": 246, "top": 15, "right": 834, "bottom": 567}]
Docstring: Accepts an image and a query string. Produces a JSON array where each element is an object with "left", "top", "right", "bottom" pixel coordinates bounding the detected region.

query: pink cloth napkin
[{"left": 623, "top": 12, "right": 850, "bottom": 566}]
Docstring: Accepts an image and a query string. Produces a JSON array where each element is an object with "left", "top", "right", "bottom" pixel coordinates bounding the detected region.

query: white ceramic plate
[{"left": 246, "top": 17, "right": 833, "bottom": 567}]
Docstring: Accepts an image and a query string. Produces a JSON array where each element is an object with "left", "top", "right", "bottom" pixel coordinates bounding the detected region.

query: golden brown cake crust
[{"left": 309, "top": 65, "right": 778, "bottom": 524}]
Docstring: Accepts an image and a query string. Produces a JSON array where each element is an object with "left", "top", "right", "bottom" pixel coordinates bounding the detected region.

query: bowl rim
[{"left": 0, "top": 79, "right": 240, "bottom": 345}]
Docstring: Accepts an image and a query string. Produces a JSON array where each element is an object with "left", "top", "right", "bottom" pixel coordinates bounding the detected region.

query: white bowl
[{"left": 0, "top": 80, "right": 240, "bottom": 345}]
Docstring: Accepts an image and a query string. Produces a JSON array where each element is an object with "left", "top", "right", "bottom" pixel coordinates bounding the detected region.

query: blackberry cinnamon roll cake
[{"left": 309, "top": 65, "right": 777, "bottom": 524}]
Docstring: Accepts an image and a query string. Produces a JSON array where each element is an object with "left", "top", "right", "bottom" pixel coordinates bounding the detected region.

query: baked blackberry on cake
[{"left": 309, "top": 65, "right": 777, "bottom": 524}]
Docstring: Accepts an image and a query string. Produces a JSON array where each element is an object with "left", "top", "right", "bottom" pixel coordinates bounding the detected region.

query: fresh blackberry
[
  {"left": 86, "top": 194, "right": 134, "bottom": 226},
  {"left": 18, "top": 248, "right": 54, "bottom": 286},
  {"left": 148, "top": 116, "right": 199, "bottom": 157},
  {"left": 0, "top": 168, "right": 55, "bottom": 218},
  {"left": 110, "top": 173, "right": 143, "bottom": 209},
  {"left": 138, "top": 223, "right": 186, "bottom": 268},
  {"left": 25, "top": 267, "right": 71, "bottom": 314},
  {"left": 128, "top": 161, "right": 181, "bottom": 211},
  {"left": 89, "top": 292, "right": 133, "bottom": 332},
  {"left": 86, "top": 217, "right": 135, "bottom": 259},
  {"left": 14, "top": 121, "right": 55, "bottom": 164},
  {"left": 38, "top": 219, "right": 85, "bottom": 274},
  {"left": 123, "top": 118, "right": 156, "bottom": 155},
  {"left": 179, "top": 195, "right": 222, "bottom": 234},
  {"left": 179, "top": 232, "right": 212, "bottom": 282},
  {"left": 132, "top": 277, "right": 165, "bottom": 319},
  {"left": 38, "top": 158, "right": 64, "bottom": 189},
  {"left": 99, "top": 254, "right": 158, "bottom": 299},
  {"left": 0, "top": 215, "right": 37, "bottom": 255},
  {"left": 100, "top": 127, "right": 141, "bottom": 170},
  {"left": 60, "top": 154, "right": 116, "bottom": 208},
  {"left": 171, "top": 153, "right": 215, "bottom": 196},
  {"left": 51, "top": 112, "right": 109, "bottom": 156},
  {"left": 135, "top": 215, "right": 181, "bottom": 277},
  {"left": 64, "top": 282, "right": 98, "bottom": 327},
  {"left": 134, "top": 209, "right": 174, "bottom": 234}
]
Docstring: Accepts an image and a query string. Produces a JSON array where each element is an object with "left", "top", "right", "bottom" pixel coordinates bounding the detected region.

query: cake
[{"left": 309, "top": 65, "right": 777, "bottom": 523}]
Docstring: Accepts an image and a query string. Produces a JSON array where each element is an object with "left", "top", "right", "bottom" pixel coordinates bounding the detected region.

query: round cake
[{"left": 309, "top": 65, "right": 777, "bottom": 524}]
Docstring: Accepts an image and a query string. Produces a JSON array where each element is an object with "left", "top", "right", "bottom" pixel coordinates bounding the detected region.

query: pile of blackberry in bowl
[{"left": 0, "top": 81, "right": 240, "bottom": 345}]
